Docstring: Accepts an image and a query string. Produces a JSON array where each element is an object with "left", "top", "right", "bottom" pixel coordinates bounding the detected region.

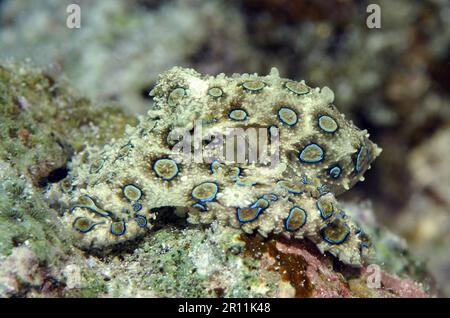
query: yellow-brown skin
[{"left": 57, "top": 67, "right": 381, "bottom": 266}]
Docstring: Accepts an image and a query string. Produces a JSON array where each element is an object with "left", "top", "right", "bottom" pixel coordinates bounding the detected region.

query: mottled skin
[{"left": 57, "top": 67, "right": 381, "bottom": 266}]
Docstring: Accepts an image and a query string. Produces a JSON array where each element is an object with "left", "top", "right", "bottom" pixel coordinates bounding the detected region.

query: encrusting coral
[{"left": 56, "top": 67, "right": 381, "bottom": 266}]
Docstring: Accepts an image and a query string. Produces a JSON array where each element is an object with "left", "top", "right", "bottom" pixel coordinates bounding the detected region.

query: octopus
[{"left": 56, "top": 67, "right": 381, "bottom": 266}]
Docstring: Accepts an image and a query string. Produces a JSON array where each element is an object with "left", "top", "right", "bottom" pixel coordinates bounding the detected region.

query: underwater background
[{"left": 0, "top": 0, "right": 449, "bottom": 297}]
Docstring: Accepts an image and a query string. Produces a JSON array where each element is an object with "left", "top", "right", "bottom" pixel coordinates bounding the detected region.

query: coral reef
[
  {"left": 56, "top": 67, "right": 380, "bottom": 266},
  {"left": 58, "top": 215, "right": 431, "bottom": 298}
]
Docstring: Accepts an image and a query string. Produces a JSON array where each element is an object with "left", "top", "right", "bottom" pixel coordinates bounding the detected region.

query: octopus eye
[
  {"left": 73, "top": 217, "right": 99, "bottom": 233},
  {"left": 191, "top": 182, "right": 219, "bottom": 202},
  {"left": 153, "top": 158, "right": 179, "bottom": 181},
  {"left": 167, "top": 87, "right": 186, "bottom": 107},
  {"left": 298, "top": 143, "right": 324, "bottom": 163},
  {"left": 320, "top": 220, "right": 350, "bottom": 244},
  {"left": 277, "top": 107, "right": 298, "bottom": 126},
  {"left": 318, "top": 115, "right": 338, "bottom": 133},
  {"left": 110, "top": 221, "right": 126, "bottom": 236},
  {"left": 123, "top": 184, "right": 142, "bottom": 202},
  {"left": 277, "top": 180, "right": 303, "bottom": 194},
  {"left": 316, "top": 199, "right": 334, "bottom": 220},
  {"left": 236, "top": 206, "right": 262, "bottom": 223},
  {"left": 228, "top": 109, "right": 248, "bottom": 121},
  {"left": 242, "top": 80, "right": 265, "bottom": 92},
  {"left": 208, "top": 87, "right": 223, "bottom": 98},
  {"left": 134, "top": 214, "right": 147, "bottom": 228},
  {"left": 328, "top": 166, "right": 342, "bottom": 179},
  {"left": 284, "top": 81, "right": 310, "bottom": 95},
  {"left": 284, "top": 206, "right": 307, "bottom": 232},
  {"left": 73, "top": 195, "right": 110, "bottom": 217}
]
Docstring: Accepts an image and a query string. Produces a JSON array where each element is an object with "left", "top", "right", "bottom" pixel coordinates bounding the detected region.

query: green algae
[
  {"left": 0, "top": 163, "right": 66, "bottom": 262},
  {"left": 103, "top": 224, "right": 279, "bottom": 298}
]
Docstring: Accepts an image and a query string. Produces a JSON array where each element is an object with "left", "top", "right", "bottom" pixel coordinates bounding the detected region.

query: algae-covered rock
[
  {"left": 0, "top": 161, "right": 67, "bottom": 297},
  {"left": 0, "top": 62, "right": 137, "bottom": 297},
  {"left": 58, "top": 216, "right": 431, "bottom": 298},
  {"left": 0, "top": 62, "right": 137, "bottom": 186}
]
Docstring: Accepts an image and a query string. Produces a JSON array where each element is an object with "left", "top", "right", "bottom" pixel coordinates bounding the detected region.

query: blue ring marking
[
  {"left": 167, "top": 87, "right": 186, "bottom": 107},
  {"left": 360, "top": 242, "right": 370, "bottom": 251},
  {"left": 71, "top": 196, "right": 111, "bottom": 217},
  {"left": 277, "top": 107, "right": 298, "bottom": 126},
  {"left": 355, "top": 226, "right": 366, "bottom": 236},
  {"left": 228, "top": 109, "right": 248, "bottom": 121},
  {"left": 317, "top": 184, "right": 330, "bottom": 195},
  {"left": 208, "top": 87, "right": 223, "bottom": 98},
  {"left": 320, "top": 222, "right": 350, "bottom": 245},
  {"left": 132, "top": 202, "right": 142, "bottom": 212},
  {"left": 123, "top": 184, "right": 142, "bottom": 202},
  {"left": 328, "top": 166, "right": 342, "bottom": 179},
  {"left": 210, "top": 160, "right": 241, "bottom": 180},
  {"left": 73, "top": 217, "right": 99, "bottom": 233},
  {"left": 229, "top": 167, "right": 241, "bottom": 181},
  {"left": 192, "top": 202, "right": 208, "bottom": 212},
  {"left": 318, "top": 115, "right": 338, "bottom": 133},
  {"left": 242, "top": 80, "right": 266, "bottom": 91},
  {"left": 110, "top": 221, "right": 126, "bottom": 236},
  {"left": 191, "top": 182, "right": 219, "bottom": 202},
  {"left": 284, "top": 81, "right": 310, "bottom": 95},
  {"left": 300, "top": 176, "right": 312, "bottom": 184},
  {"left": 355, "top": 139, "right": 373, "bottom": 174},
  {"left": 250, "top": 198, "right": 270, "bottom": 211},
  {"left": 355, "top": 145, "right": 365, "bottom": 173},
  {"left": 284, "top": 206, "right": 307, "bottom": 232},
  {"left": 134, "top": 214, "right": 147, "bottom": 228},
  {"left": 262, "top": 194, "right": 278, "bottom": 202},
  {"left": 236, "top": 178, "right": 257, "bottom": 187},
  {"left": 152, "top": 158, "right": 179, "bottom": 181},
  {"left": 298, "top": 143, "right": 324, "bottom": 163},
  {"left": 277, "top": 180, "right": 303, "bottom": 194},
  {"left": 210, "top": 159, "right": 222, "bottom": 174},
  {"left": 316, "top": 199, "right": 334, "bottom": 220},
  {"left": 236, "top": 207, "right": 263, "bottom": 223},
  {"left": 89, "top": 158, "right": 105, "bottom": 174},
  {"left": 336, "top": 210, "right": 347, "bottom": 219}
]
